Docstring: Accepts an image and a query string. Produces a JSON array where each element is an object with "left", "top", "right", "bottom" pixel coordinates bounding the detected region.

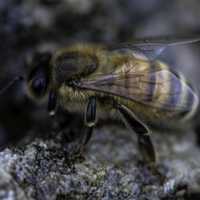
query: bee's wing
[
  {"left": 78, "top": 69, "right": 193, "bottom": 112},
  {"left": 109, "top": 35, "right": 200, "bottom": 60}
]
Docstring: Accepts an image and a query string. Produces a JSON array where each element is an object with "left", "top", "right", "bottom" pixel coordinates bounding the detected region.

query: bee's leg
[
  {"left": 85, "top": 96, "right": 97, "bottom": 128},
  {"left": 82, "top": 96, "right": 97, "bottom": 145},
  {"left": 82, "top": 126, "right": 94, "bottom": 146},
  {"left": 116, "top": 103, "right": 156, "bottom": 164},
  {"left": 77, "top": 97, "right": 96, "bottom": 154},
  {"left": 48, "top": 90, "right": 57, "bottom": 116}
]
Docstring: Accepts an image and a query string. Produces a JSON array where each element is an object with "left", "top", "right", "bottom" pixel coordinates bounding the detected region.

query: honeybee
[{"left": 2, "top": 36, "right": 200, "bottom": 163}]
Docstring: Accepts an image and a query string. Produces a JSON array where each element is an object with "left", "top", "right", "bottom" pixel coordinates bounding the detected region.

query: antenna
[{"left": 0, "top": 76, "right": 24, "bottom": 95}]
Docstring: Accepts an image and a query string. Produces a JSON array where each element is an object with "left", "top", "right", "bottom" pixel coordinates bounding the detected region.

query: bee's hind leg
[
  {"left": 116, "top": 103, "right": 156, "bottom": 164},
  {"left": 82, "top": 126, "right": 94, "bottom": 146}
]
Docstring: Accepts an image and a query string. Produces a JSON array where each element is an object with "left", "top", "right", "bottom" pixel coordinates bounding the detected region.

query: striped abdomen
[
  {"left": 97, "top": 57, "right": 200, "bottom": 122},
  {"left": 142, "top": 61, "right": 199, "bottom": 121}
]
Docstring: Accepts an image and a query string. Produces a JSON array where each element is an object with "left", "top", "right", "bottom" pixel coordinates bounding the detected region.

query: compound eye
[{"left": 31, "top": 77, "right": 47, "bottom": 97}]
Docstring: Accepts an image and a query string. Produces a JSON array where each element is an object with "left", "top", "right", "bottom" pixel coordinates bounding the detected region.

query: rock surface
[
  {"left": 0, "top": 0, "right": 200, "bottom": 200},
  {"left": 0, "top": 127, "right": 200, "bottom": 200}
]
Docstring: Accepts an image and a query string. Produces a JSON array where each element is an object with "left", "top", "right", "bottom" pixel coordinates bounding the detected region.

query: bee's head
[{"left": 27, "top": 52, "right": 52, "bottom": 100}]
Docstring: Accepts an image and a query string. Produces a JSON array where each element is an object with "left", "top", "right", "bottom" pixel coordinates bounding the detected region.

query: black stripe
[
  {"left": 125, "top": 69, "right": 130, "bottom": 95},
  {"left": 145, "top": 62, "right": 156, "bottom": 102}
]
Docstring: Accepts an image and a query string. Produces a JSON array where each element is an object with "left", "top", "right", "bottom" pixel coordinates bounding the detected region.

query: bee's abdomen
[
  {"left": 166, "top": 73, "right": 199, "bottom": 120},
  {"left": 144, "top": 62, "right": 199, "bottom": 121}
]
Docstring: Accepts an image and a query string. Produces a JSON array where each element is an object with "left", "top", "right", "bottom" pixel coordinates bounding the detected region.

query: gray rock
[{"left": 0, "top": 127, "right": 198, "bottom": 200}]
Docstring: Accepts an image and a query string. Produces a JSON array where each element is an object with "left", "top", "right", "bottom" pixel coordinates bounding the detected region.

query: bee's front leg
[
  {"left": 116, "top": 103, "right": 156, "bottom": 164},
  {"left": 48, "top": 90, "right": 57, "bottom": 116}
]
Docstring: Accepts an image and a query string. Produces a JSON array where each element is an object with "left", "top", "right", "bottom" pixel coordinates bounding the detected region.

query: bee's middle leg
[{"left": 80, "top": 96, "right": 97, "bottom": 146}]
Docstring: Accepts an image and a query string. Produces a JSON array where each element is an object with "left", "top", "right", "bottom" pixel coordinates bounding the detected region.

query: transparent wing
[
  {"left": 109, "top": 35, "right": 200, "bottom": 60},
  {"left": 77, "top": 69, "right": 192, "bottom": 112}
]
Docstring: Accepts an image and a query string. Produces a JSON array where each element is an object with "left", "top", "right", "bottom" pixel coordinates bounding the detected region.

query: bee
[{"left": 2, "top": 36, "right": 200, "bottom": 164}]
